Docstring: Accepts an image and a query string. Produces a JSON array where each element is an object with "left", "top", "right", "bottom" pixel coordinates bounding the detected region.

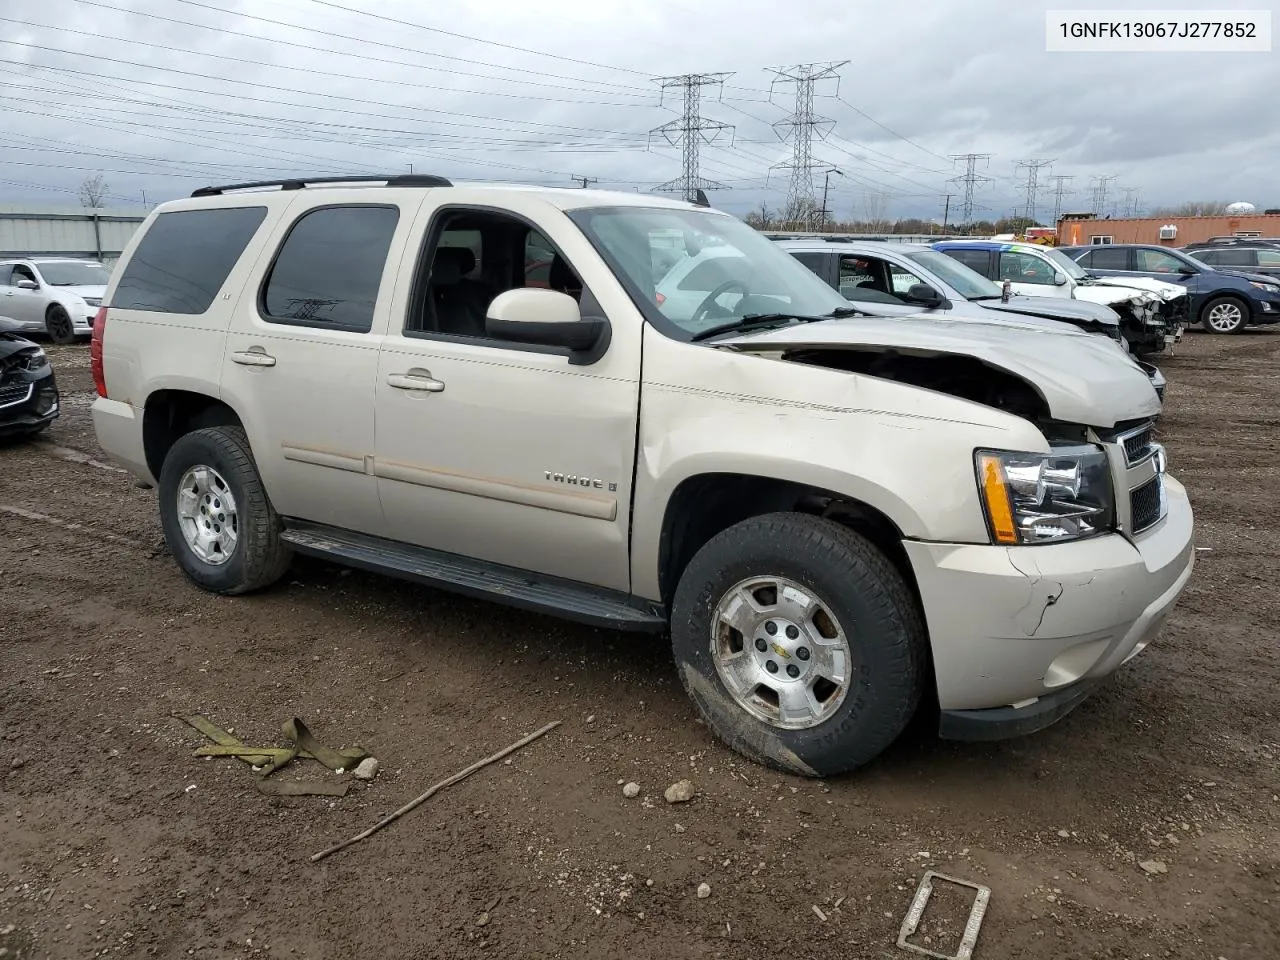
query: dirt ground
[{"left": 2, "top": 330, "right": 1278, "bottom": 960}]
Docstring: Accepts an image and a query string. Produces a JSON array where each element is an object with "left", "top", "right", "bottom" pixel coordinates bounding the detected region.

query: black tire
[
  {"left": 45, "top": 305, "right": 77, "bottom": 345},
  {"left": 670, "top": 512, "right": 926, "bottom": 778},
  {"left": 157, "top": 426, "right": 292, "bottom": 595},
  {"left": 1200, "top": 295, "right": 1249, "bottom": 334}
]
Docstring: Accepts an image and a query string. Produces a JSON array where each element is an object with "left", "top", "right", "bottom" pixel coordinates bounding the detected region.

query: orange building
[{"left": 1056, "top": 214, "right": 1280, "bottom": 247}]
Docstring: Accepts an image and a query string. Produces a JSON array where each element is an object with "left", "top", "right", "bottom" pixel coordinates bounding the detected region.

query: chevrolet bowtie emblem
[{"left": 771, "top": 643, "right": 791, "bottom": 660}]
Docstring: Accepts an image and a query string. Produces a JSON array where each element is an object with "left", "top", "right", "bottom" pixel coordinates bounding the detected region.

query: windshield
[
  {"left": 35, "top": 261, "right": 110, "bottom": 286},
  {"left": 1042, "top": 247, "right": 1089, "bottom": 280},
  {"left": 566, "top": 206, "right": 849, "bottom": 337},
  {"left": 902, "top": 250, "right": 1002, "bottom": 300}
]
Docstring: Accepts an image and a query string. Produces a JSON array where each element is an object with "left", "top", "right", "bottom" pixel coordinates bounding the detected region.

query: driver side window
[
  {"left": 999, "top": 251, "right": 1054, "bottom": 285},
  {"left": 11, "top": 264, "right": 38, "bottom": 286},
  {"left": 1134, "top": 248, "right": 1185, "bottom": 272}
]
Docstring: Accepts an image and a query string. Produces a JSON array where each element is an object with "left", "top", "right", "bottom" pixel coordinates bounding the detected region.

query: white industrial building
[{"left": 0, "top": 205, "right": 150, "bottom": 267}]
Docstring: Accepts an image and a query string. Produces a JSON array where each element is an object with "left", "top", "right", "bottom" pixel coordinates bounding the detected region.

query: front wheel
[
  {"left": 157, "top": 426, "right": 292, "bottom": 595},
  {"left": 670, "top": 513, "right": 926, "bottom": 777},
  {"left": 1201, "top": 296, "right": 1248, "bottom": 334},
  {"left": 45, "top": 305, "right": 76, "bottom": 345}
]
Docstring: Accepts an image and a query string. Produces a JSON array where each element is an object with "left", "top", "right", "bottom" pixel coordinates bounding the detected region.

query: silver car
[{"left": 0, "top": 258, "right": 111, "bottom": 344}]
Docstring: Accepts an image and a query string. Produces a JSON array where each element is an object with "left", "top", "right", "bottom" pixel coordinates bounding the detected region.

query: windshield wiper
[{"left": 689, "top": 312, "right": 826, "bottom": 342}]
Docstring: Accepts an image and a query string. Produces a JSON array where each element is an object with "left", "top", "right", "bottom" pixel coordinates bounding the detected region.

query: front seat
[{"left": 429, "top": 247, "right": 493, "bottom": 337}]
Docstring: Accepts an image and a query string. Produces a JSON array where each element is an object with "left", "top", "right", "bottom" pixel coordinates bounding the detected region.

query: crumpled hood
[
  {"left": 0, "top": 319, "right": 40, "bottom": 360},
  {"left": 1086, "top": 276, "right": 1184, "bottom": 300},
  {"left": 981, "top": 294, "right": 1121, "bottom": 332},
  {"left": 713, "top": 314, "right": 1160, "bottom": 428}
]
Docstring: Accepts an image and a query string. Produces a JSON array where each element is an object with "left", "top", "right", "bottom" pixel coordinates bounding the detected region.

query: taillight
[{"left": 91, "top": 306, "right": 108, "bottom": 398}]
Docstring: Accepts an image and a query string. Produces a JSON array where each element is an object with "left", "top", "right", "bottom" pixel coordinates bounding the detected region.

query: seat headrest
[{"left": 431, "top": 246, "right": 476, "bottom": 286}]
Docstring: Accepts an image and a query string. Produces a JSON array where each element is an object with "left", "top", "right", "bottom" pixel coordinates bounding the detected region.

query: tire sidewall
[
  {"left": 672, "top": 517, "right": 921, "bottom": 777},
  {"left": 158, "top": 430, "right": 257, "bottom": 592}
]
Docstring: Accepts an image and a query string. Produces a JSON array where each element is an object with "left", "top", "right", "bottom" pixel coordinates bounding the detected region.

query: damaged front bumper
[{"left": 902, "top": 475, "right": 1194, "bottom": 741}]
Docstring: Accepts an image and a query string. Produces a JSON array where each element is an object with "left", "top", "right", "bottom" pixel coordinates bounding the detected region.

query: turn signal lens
[{"left": 978, "top": 455, "right": 1018, "bottom": 544}]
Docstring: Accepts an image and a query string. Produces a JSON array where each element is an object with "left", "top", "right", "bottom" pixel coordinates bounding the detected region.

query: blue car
[{"left": 1059, "top": 243, "right": 1280, "bottom": 334}]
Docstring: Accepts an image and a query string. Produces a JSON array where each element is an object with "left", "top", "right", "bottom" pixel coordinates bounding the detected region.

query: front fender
[{"left": 629, "top": 330, "right": 1048, "bottom": 600}]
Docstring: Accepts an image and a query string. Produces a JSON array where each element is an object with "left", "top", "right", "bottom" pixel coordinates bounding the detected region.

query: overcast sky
[{"left": 2, "top": 0, "right": 1277, "bottom": 222}]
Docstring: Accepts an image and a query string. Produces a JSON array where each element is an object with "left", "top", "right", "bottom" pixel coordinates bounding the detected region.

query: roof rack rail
[{"left": 190, "top": 174, "right": 452, "bottom": 197}]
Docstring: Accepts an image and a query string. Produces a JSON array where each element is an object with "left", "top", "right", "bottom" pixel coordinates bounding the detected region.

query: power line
[
  {"left": 831, "top": 96, "right": 952, "bottom": 163},
  {"left": 766, "top": 61, "right": 848, "bottom": 230},
  {"left": 3, "top": 13, "right": 657, "bottom": 101},
  {"left": 948, "top": 153, "right": 993, "bottom": 226},
  {"left": 1015, "top": 158, "right": 1055, "bottom": 224},
  {"left": 649, "top": 74, "right": 735, "bottom": 202}
]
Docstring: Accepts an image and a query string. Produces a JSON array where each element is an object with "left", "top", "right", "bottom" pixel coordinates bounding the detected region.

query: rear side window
[
  {"left": 945, "top": 249, "right": 991, "bottom": 276},
  {"left": 1083, "top": 247, "right": 1129, "bottom": 270},
  {"left": 261, "top": 205, "right": 400, "bottom": 332},
  {"left": 111, "top": 206, "right": 267, "bottom": 314}
]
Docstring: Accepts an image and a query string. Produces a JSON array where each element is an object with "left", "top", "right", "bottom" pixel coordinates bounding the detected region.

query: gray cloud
[{"left": 2, "top": 0, "right": 1277, "bottom": 220}]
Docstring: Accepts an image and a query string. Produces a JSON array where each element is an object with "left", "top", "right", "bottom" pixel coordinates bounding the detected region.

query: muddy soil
[{"left": 2, "top": 332, "right": 1278, "bottom": 960}]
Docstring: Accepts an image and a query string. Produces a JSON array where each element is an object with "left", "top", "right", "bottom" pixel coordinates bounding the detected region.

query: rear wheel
[
  {"left": 158, "top": 426, "right": 292, "bottom": 594},
  {"left": 45, "top": 305, "right": 76, "bottom": 345},
  {"left": 1201, "top": 296, "right": 1248, "bottom": 334},
  {"left": 670, "top": 512, "right": 926, "bottom": 777}
]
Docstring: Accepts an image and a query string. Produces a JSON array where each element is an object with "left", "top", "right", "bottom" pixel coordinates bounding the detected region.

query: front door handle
[
  {"left": 387, "top": 368, "right": 445, "bottom": 392},
  {"left": 231, "top": 348, "right": 276, "bottom": 367}
]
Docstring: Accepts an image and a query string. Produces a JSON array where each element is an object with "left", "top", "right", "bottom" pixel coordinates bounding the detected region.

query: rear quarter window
[
  {"left": 260, "top": 204, "right": 400, "bottom": 332},
  {"left": 111, "top": 206, "right": 268, "bottom": 314}
]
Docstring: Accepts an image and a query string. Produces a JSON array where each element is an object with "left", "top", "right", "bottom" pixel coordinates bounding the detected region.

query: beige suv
[{"left": 90, "top": 176, "right": 1195, "bottom": 776}]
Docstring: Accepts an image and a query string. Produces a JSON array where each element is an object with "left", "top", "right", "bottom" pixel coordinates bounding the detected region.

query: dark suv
[
  {"left": 1060, "top": 243, "right": 1280, "bottom": 334},
  {"left": 1183, "top": 244, "right": 1280, "bottom": 280}
]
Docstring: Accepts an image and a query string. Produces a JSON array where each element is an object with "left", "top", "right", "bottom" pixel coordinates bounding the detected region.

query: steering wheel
[{"left": 691, "top": 279, "right": 749, "bottom": 324}]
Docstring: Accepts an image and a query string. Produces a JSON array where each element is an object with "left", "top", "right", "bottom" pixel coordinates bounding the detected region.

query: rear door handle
[
  {"left": 387, "top": 368, "right": 445, "bottom": 392},
  {"left": 230, "top": 348, "right": 276, "bottom": 367}
]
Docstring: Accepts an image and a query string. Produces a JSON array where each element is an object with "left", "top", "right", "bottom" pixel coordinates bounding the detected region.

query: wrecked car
[
  {"left": 768, "top": 237, "right": 1167, "bottom": 401},
  {"left": 91, "top": 177, "right": 1195, "bottom": 777},
  {"left": 932, "top": 240, "right": 1188, "bottom": 356},
  {"left": 0, "top": 316, "right": 60, "bottom": 439}
]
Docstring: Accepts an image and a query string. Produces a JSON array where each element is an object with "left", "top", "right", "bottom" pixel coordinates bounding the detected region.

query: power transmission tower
[
  {"left": 765, "top": 61, "right": 849, "bottom": 230},
  {"left": 1120, "top": 186, "right": 1142, "bottom": 218},
  {"left": 569, "top": 175, "right": 597, "bottom": 189},
  {"left": 1049, "top": 174, "right": 1074, "bottom": 224},
  {"left": 649, "top": 73, "right": 735, "bottom": 202},
  {"left": 1090, "top": 175, "right": 1118, "bottom": 217},
  {"left": 1015, "top": 158, "right": 1055, "bottom": 224},
  {"left": 947, "top": 153, "right": 993, "bottom": 227}
]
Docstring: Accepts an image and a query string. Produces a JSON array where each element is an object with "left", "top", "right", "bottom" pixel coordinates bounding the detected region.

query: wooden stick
[{"left": 309, "top": 720, "right": 561, "bottom": 863}]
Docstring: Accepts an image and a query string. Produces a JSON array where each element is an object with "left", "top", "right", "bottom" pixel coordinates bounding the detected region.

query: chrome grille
[
  {"left": 0, "top": 382, "right": 33, "bottom": 408},
  {"left": 1122, "top": 424, "right": 1154, "bottom": 465},
  {"left": 1130, "top": 475, "right": 1165, "bottom": 533}
]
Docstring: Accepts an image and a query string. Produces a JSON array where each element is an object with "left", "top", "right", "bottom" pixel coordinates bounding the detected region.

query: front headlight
[
  {"left": 975, "top": 446, "right": 1114, "bottom": 544},
  {"left": 1249, "top": 281, "right": 1280, "bottom": 293}
]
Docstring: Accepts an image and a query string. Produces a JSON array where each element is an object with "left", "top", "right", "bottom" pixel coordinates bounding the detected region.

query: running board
[{"left": 279, "top": 522, "right": 666, "bottom": 633}]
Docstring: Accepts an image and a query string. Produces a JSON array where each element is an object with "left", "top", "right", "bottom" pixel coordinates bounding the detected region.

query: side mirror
[
  {"left": 1178, "top": 265, "right": 1197, "bottom": 276},
  {"left": 15, "top": 279, "right": 39, "bottom": 290},
  {"left": 904, "top": 283, "right": 946, "bottom": 308},
  {"left": 485, "top": 288, "right": 607, "bottom": 356},
  {"left": 1053, "top": 273, "right": 1068, "bottom": 285}
]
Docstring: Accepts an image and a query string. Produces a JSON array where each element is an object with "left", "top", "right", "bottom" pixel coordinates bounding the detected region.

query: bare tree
[
  {"left": 1147, "top": 200, "right": 1232, "bottom": 217},
  {"left": 743, "top": 201, "right": 775, "bottom": 230},
  {"left": 860, "top": 191, "right": 890, "bottom": 231},
  {"left": 79, "top": 173, "right": 109, "bottom": 209}
]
